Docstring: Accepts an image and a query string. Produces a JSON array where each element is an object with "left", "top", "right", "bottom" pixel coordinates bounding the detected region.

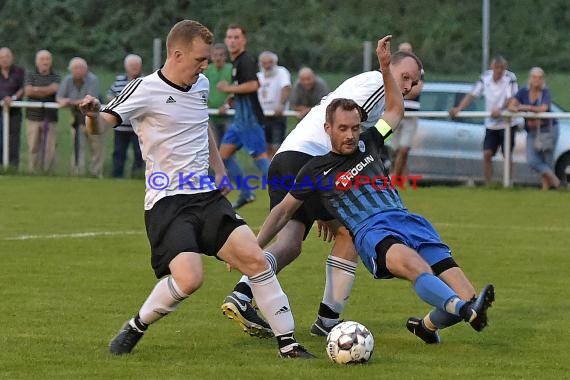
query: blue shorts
[
  {"left": 221, "top": 123, "right": 267, "bottom": 157},
  {"left": 354, "top": 209, "right": 452, "bottom": 278}
]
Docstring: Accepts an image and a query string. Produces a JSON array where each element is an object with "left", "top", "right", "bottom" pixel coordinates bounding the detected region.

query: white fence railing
[{"left": 2, "top": 101, "right": 570, "bottom": 187}]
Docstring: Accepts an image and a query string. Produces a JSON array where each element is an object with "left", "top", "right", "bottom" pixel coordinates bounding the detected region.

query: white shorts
[{"left": 391, "top": 117, "right": 418, "bottom": 149}]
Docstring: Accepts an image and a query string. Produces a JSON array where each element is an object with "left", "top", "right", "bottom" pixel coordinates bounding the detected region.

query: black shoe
[
  {"left": 309, "top": 317, "right": 343, "bottom": 337},
  {"left": 469, "top": 284, "right": 496, "bottom": 332},
  {"left": 406, "top": 317, "right": 441, "bottom": 344},
  {"left": 232, "top": 194, "right": 256, "bottom": 209},
  {"left": 279, "top": 344, "right": 317, "bottom": 359},
  {"left": 109, "top": 321, "right": 145, "bottom": 355},
  {"left": 221, "top": 292, "right": 274, "bottom": 338}
]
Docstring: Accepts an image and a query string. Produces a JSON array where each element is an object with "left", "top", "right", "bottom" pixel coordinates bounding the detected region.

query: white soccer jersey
[
  {"left": 257, "top": 66, "right": 292, "bottom": 113},
  {"left": 277, "top": 71, "right": 386, "bottom": 156},
  {"left": 471, "top": 70, "right": 518, "bottom": 129},
  {"left": 103, "top": 70, "right": 212, "bottom": 210}
]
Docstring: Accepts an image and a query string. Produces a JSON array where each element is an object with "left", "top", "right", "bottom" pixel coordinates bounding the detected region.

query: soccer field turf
[{"left": 1, "top": 176, "right": 569, "bottom": 379}]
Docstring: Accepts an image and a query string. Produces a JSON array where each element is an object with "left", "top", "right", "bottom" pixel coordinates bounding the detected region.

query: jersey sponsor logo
[
  {"left": 334, "top": 154, "right": 375, "bottom": 187},
  {"left": 166, "top": 96, "right": 176, "bottom": 103},
  {"left": 358, "top": 140, "right": 365, "bottom": 152}
]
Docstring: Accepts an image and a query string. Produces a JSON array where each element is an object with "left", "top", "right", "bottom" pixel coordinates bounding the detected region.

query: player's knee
[
  {"left": 173, "top": 272, "right": 203, "bottom": 294},
  {"left": 242, "top": 251, "right": 271, "bottom": 276}
]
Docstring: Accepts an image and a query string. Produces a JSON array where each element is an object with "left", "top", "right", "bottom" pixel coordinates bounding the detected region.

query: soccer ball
[{"left": 326, "top": 321, "right": 374, "bottom": 364}]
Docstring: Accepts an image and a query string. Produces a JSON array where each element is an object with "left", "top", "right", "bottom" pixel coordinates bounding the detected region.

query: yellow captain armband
[{"left": 374, "top": 119, "right": 393, "bottom": 142}]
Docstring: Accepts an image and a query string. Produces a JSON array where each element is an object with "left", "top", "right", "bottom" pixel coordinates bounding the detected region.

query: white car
[{"left": 387, "top": 82, "right": 570, "bottom": 186}]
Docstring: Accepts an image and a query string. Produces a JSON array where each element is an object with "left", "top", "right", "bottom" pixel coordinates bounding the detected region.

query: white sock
[
  {"left": 138, "top": 276, "right": 188, "bottom": 325},
  {"left": 234, "top": 252, "right": 277, "bottom": 302},
  {"left": 249, "top": 267, "right": 294, "bottom": 336},
  {"left": 321, "top": 255, "right": 356, "bottom": 325}
]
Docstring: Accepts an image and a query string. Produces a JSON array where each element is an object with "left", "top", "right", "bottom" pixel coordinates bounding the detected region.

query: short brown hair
[
  {"left": 166, "top": 20, "right": 213, "bottom": 55},
  {"left": 227, "top": 23, "right": 246, "bottom": 36},
  {"left": 325, "top": 98, "right": 365, "bottom": 125}
]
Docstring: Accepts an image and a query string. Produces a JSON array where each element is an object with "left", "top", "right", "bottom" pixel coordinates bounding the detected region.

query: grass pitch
[{"left": 0, "top": 176, "right": 569, "bottom": 379}]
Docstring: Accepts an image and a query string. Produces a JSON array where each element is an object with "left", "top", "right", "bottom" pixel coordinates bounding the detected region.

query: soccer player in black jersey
[{"left": 256, "top": 36, "right": 495, "bottom": 344}]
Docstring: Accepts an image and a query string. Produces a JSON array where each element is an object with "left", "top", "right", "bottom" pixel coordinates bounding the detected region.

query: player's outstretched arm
[
  {"left": 376, "top": 35, "right": 404, "bottom": 131},
  {"left": 79, "top": 95, "right": 117, "bottom": 135},
  {"left": 257, "top": 194, "right": 304, "bottom": 248}
]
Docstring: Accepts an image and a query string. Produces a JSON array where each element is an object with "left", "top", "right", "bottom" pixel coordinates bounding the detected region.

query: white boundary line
[{"left": 2, "top": 230, "right": 143, "bottom": 241}]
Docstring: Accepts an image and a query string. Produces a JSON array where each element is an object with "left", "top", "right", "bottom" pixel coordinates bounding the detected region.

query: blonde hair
[
  {"left": 528, "top": 67, "right": 545, "bottom": 89},
  {"left": 166, "top": 20, "right": 213, "bottom": 56}
]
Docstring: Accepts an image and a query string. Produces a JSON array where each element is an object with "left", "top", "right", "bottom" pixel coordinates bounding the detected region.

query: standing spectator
[
  {"left": 0, "top": 47, "right": 25, "bottom": 170},
  {"left": 24, "top": 50, "right": 60, "bottom": 174},
  {"left": 449, "top": 56, "right": 518, "bottom": 185},
  {"left": 107, "top": 54, "right": 144, "bottom": 178},
  {"left": 390, "top": 42, "right": 423, "bottom": 180},
  {"left": 217, "top": 24, "right": 271, "bottom": 209},
  {"left": 57, "top": 57, "right": 102, "bottom": 177},
  {"left": 508, "top": 67, "right": 560, "bottom": 190},
  {"left": 290, "top": 67, "right": 329, "bottom": 120},
  {"left": 257, "top": 51, "right": 291, "bottom": 158},
  {"left": 204, "top": 43, "right": 233, "bottom": 146}
]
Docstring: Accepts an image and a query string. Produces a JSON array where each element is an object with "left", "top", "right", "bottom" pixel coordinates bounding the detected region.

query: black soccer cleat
[
  {"left": 406, "top": 317, "right": 441, "bottom": 344},
  {"left": 221, "top": 292, "right": 274, "bottom": 338},
  {"left": 310, "top": 317, "right": 343, "bottom": 337},
  {"left": 279, "top": 344, "right": 317, "bottom": 359},
  {"left": 468, "top": 284, "right": 496, "bottom": 332},
  {"left": 109, "top": 321, "right": 145, "bottom": 355}
]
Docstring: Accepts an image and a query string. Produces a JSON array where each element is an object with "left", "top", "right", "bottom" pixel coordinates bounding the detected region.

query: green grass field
[{"left": 1, "top": 177, "right": 569, "bottom": 379}]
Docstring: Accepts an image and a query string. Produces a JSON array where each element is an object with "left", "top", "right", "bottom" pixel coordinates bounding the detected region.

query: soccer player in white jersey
[
  {"left": 79, "top": 20, "right": 314, "bottom": 359},
  {"left": 221, "top": 39, "right": 425, "bottom": 337}
]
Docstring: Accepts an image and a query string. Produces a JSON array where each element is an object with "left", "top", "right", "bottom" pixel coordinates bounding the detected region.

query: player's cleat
[
  {"left": 468, "top": 284, "right": 495, "bottom": 332},
  {"left": 310, "top": 317, "right": 343, "bottom": 337},
  {"left": 109, "top": 321, "right": 145, "bottom": 355},
  {"left": 221, "top": 292, "right": 274, "bottom": 338},
  {"left": 279, "top": 344, "right": 317, "bottom": 359},
  {"left": 406, "top": 317, "right": 441, "bottom": 344},
  {"left": 232, "top": 194, "right": 256, "bottom": 210}
]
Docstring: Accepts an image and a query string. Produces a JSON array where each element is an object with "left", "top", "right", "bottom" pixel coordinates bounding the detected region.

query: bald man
[
  {"left": 57, "top": 57, "right": 102, "bottom": 177},
  {"left": 290, "top": 67, "right": 329, "bottom": 120}
]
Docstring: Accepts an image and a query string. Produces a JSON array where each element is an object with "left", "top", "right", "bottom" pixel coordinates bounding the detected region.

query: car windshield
[{"left": 420, "top": 89, "right": 485, "bottom": 123}]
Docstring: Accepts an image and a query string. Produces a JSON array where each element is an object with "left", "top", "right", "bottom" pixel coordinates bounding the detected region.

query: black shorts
[
  {"left": 483, "top": 127, "right": 516, "bottom": 155},
  {"left": 268, "top": 151, "right": 333, "bottom": 239},
  {"left": 144, "top": 191, "right": 247, "bottom": 278},
  {"left": 264, "top": 116, "right": 287, "bottom": 145}
]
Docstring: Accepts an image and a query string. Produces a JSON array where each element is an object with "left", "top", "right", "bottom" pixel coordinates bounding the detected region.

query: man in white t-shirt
[
  {"left": 257, "top": 51, "right": 291, "bottom": 158},
  {"left": 79, "top": 20, "right": 314, "bottom": 359},
  {"left": 449, "top": 56, "right": 519, "bottom": 185}
]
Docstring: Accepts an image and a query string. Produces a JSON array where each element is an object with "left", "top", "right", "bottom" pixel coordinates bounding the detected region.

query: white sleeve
[{"left": 102, "top": 78, "right": 146, "bottom": 125}]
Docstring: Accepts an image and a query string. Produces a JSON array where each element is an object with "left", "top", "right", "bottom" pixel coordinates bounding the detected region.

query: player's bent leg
[
  {"left": 312, "top": 223, "right": 358, "bottom": 336},
  {"left": 109, "top": 252, "right": 199, "bottom": 355},
  {"left": 219, "top": 225, "right": 315, "bottom": 358}
]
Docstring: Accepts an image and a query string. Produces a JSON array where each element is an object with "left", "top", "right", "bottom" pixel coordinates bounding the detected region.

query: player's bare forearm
[
  {"left": 79, "top": 95, "right": 115, "bottom": 135},
  {"left": 257, "top": 194, "right": 303, "bottom": 247},
  {"left": 208, "top": 127, "right": 226, "bottom": 176},
  {"left": 377, "top": 35, "right": 404, "bottom": 129}
]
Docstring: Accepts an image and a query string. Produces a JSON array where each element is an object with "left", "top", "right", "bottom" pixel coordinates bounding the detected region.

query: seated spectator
[
  {"left": 0, "top": 47, "right": 25, "bottom": 170},
  {"left": 508, "top": 67, "right": 560, "bottom": 190},
  {"left": 290, "top": 67, "right": 329, "bottom": 120},
  {"left": 257, "top": 51, "right": 291, "bottom": 158},
  {"left": 24, "top": 49, "right": 60, "bottom": 174},
  {"left": 107, "top": 54, "right": 144, "bottom": 178}
]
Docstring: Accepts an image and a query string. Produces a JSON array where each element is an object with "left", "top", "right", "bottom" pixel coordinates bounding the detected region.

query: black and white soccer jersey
[
  {"left": 102, "top": 70, "right": 212, "bottom": 210},
  {"left": 277, "top": 71, "right": 386, "bottom": 156}
]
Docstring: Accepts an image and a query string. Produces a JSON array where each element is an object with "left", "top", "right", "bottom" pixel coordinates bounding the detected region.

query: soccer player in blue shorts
[{"left": 256, "top": 36, "right": 495, "bottom": 343}]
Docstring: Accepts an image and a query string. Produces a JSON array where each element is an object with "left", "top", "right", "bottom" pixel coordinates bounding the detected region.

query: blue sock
[
  {"left": 413, "top": 272, "right": 465, "bottom": 313},
  {"left": 428, "top": 308, "right": 463, "bottom": 329},
  {"left": 223, "top": 156, "right": 251, "bottom": 200},
  {"left": 254, "top": 158, "right": 270, "bottom": 176}
]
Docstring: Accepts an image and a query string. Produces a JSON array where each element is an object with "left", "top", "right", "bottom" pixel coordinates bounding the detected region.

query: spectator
[
  {"left": 107, "top": 54, "right": 144, "bottom": 178},
  {"left": 508, "top": 67, "right": 560, "bottom": 190},
  {"left": 390, "top": 42, "right": 423, "bottom": 180},
  {"left": 290, "top": 67, "right": 329, "bottom": 120},
  {"left": 56, "top": 57, "right": 102, "bottom": 177},
  {"left": 257, "top": 51, "right": 291, "bottom": 158},
  {"left": 0, "top": 47, "right": 25, "bottom": 170},
  {"left": 449, "top": 56, "right": 518, "bottom": 186},
  {"left": 204, "top": 43, "right": 233, "bottom": 146},
  {"left": 24, "top": 49, "right": 60, "bottom": 174},
  {"left": 217, "top": 24, "right": 271, "bottom": 209}
]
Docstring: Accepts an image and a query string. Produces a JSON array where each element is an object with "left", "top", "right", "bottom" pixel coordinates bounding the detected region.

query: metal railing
[{"left": 2, "top": 101, "right": 569, "bottom": 188}]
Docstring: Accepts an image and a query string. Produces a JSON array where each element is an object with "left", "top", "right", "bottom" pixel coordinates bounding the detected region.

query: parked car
[{"left": 386, "top": 82, "right": 570, "bottom": 186}]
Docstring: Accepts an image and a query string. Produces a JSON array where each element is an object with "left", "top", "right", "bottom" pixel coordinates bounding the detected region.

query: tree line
[{"left": 1, "top": 0, "right": 569, "bottom": 76}]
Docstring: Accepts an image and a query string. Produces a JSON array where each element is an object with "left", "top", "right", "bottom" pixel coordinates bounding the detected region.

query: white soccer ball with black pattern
[{"left": 326, "top": 321, "right": 374, "bottom": 364}]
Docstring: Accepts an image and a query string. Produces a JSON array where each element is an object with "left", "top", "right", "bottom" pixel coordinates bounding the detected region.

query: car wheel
[{"left": 555, "top": 152, "right": 570, "bottom": 187}]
